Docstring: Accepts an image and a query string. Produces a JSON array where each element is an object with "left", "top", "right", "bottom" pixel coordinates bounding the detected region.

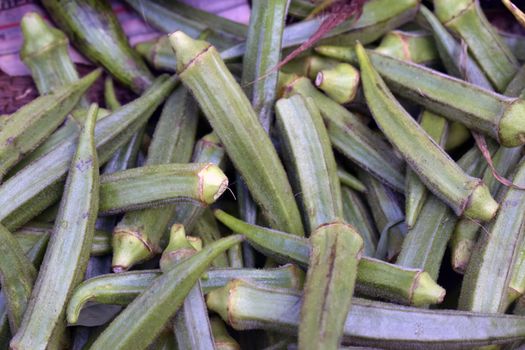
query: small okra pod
[
  {"left": 433, "top": 0, "right": 518, "bottom": 92},
  {"left": 338, "top": 167, "right": 366, "bottom": 193},
  {"left": 275, "top": 95, "right": 342, "bottom": 232},
  {"left": 89, "top": 235, "right": 244, "bottom": 350},
  {"left": 356, "top": 42, "right": 498, "bottom": 221},
  {"left": 0, "top": 69, "right": 100, "bottom": 179},
  {"left": 375, "top": 30, "right": 439, "bottom": 65},
  {"left": 207, "top": 279, "right": 525, "bottom": 349},
  {"left": 315, "top": 63, "right": 360, "bottom": 105},
  {"left": 170, "top": 31, "right": 304, "bottom": 236},
  {"left": 299, "top": 222, "right": 363, "bottom": 350},
  {"left": 214, "top": 210, "right": 445, "bottom": 306},
  {"left": 459, "top": 157, "right": 525, "bottom": 313},
  {"left": 210, "top": 317, "right": 241, "bottom": 350},
  {"left": 282, "top": 75, "right": 405, "bottom": 192},
  {"left": 11, "top": 103, "right": 99, "bottom": 350}
]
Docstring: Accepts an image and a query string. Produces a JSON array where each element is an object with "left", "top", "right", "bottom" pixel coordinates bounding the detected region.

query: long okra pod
[
  {"left": 42, "top": 0, "right": 153, "bottom": 93},
  {"left": 170, "top": 32, "right": 304, "bottom": 236},
  {"left": 112, "top": 87, "right": 198, "bottom": 271},
  {"left": 11, "top": 104, "right": 99, "bottom": 350},
  {"left": 89, "top": 235, "right": 243, "bottom": 350},
  {"left": 214, "top": 210, "right": 445, "bottom": 306},
  {"left": 356, "top": 42, "right": 497, "bottom": 221}
]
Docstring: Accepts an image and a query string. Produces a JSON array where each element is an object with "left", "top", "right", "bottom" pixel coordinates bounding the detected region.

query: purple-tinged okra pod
[
  {"left": 214, "top": 209, "right": 445, "bottom": 307},
  {"left": 282, "top": 75, "right": 405, "bottom": 192},
  {"left": 170, "top": 32, "right": 304, "bottom": 236},
  {"left": 42, "top": 0, "right": 153, "bottom": 93},
  {"left": 338, "top": 167, "right": 366, "bottom": 193},
  {"left": 459, "top": 157, "right": 525, "bottom": 313},
  {"left": 315, "top": 63, "right": 360, "bottom": 105},
  {"left": 11, "top": 104, "right": 99, "bottom": 350},
  {"left": 356, "top": 42, "right": 498, "bottom": 221},
  {"left": 112, "top": 86, "right": 198, "bottom": 272},
  {"left": 0, "top": 75, "right": 177, "bottom": 230},
  {"left": 207, "top": 279, "right": 525, "bottom": 349},
  {"left": 88, "top": 235, "right": 244, "bottom": 350},
  {"left": 433, "top": 0, "right": 518, "bottom": 92},
  {"left": 210, "top": 317, "right": 240, "bottom": 350}
]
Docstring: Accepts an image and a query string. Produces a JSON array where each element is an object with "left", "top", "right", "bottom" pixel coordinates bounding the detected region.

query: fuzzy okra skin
[
  {"left": 11, "top": 104, "right": 99, "bottom": 350},
  {"left": 89, "top": 235, "right": 244, "bottom": 350},
  {"left": 207, "top": 279, "right": 525, "bottom": 349},
  {"left": 214, "top": 210, "right": 445, "bottom": 307},
  {"left": 42, "top": 0, "right": 153, "bottom": 93},
  {"left": 170, "top": 31, "right": 304, "bottom": 236},
  {"left": 356, "top": 43, "right": 497, "bottom": 221}
]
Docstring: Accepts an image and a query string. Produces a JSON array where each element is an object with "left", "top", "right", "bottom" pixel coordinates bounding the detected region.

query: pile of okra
[{"left": 7, "top": 0, "right": 525, "bottom": 348}]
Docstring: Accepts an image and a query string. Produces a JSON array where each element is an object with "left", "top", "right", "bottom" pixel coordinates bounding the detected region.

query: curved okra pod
[
  {"left": 315, "top": 63, "right": 360, "bottom": 105},
  {"left": 356, "top": 42, "right": 498, "bottom": 221},
  {"left": 275, "top": 95, "right": 342, "bottom": 232},
  {"left": 89, "top": 235, "right": 244, "bottom": 350},
  {"left": 0, "top": 75, "right": 177, "bottom": 229},
  {"left": 42, "top": 0, "right": 153, "bottom": 93},
  {"left": 112, "top": 87, "right": 198, "bottom": 271},
  {"left": 170, "top": 32, "right": 304, "bottom": 236},
  {"left": 207, "top": 279, "right": 525, "bottom": 349},
  {"left": 282, "top": 75, "right": 405, "bottom": 192},
  {"left": 0, "top": 69, "right": 100, "bottom": 179},
  {"left": 433, "top": 0, "right": 518, "bottom": 92},
  {"left": 11, "top": 103, "right": 99, "bottom": 350},
  {"left": 214, "top": 210, "right": 445, "bottom": 306}
]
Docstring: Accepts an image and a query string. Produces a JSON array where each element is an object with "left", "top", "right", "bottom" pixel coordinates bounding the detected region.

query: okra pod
[
  {"left": 136, "top": 36, "right": 177, "bottom": 73},
  {"left": 338, "top": 167, "right": 366, "bottom": 193},
  {"left": 356, "top": 42, "right": 498, "bottom": 221},
  {"left": 283, "top": 55, "right": 339, "bottom": 81},
  {"left": 375, "top": 30, "right": 438, "bottom": 65},
  {"left": 214, "top": 210, "right": 445, "bottom": 306},
  {"left": 210, "top": 317, "right": 240, "bottom": 350},
  {"left": 11, "top": 103, "right": 99, "bottom": 350},
  {"left": 192, "top": 209, "right": 230, "bottom": 268},
  {"left": 207, "top": 279, "right": 525, "bottom": 349},
  {"left": 112, "top": 86, "right": 198, "bottom": 271},
  {"left": 434, "top": 0, "right": 518, "bottom": 91},
  {"left": 14, "top": 226, "right": 50, "bottom": 266},
  {"left": 282, "top": 75, "right": 405, "bottom": 192},
  {"left": 275, "top": 95, "right": 342, "bottom": 232},
  {"left": 42, "top": 0, "right": 153, "bottom": 93},
  {"left": 170, "top": 32, "right": 304, "bottom": 236},
  {"left": 315, "top": 63, "right": 360, "bottom": 105},
  {"left": 89, "top": 235, "right": 243, "bottom": 350}
]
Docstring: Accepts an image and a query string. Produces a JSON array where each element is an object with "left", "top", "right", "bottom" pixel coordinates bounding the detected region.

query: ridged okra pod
[
  {"left": 112, "top": 87, "right": 198, "bottom": 271},
  {"left": 214, "top": 210, "right": 445, "bottom": 307},
  {"left": 89, "top": 235, "right": 243, "bottom": 350},
  {"left": 375, "top": 30, "right": 438, "bottom": 65},
  {"left": 0, "top": 69, "right": 100, "bottom": 179},
  {"left": 207, "top": 279, "right": 525, "bottom": 349},
  {"left": 170, "top": 32, "right": 304, "bottom": 236},
  {"left": 0, "top": 75, "right": 177, "bottom": 228},
  {"left": 315, "top": 63, "right": 360, "bottom": 105},
  {"left": 433, "top": 0, "right": 518, "bottom": 91},
  {"left": 275, "top": 95, "right": 342, "bottom": 232},
  {"left": 42, "top": 0, "right": 153, "bottom": 93},
  {"left": 11, "top": 104, "right": 99, "bottom": 350},
  {"left": 356, "top": 42, "right": 498, "bottom": 221},
  {"left": 282, "top": 75, "right": 405, "bottom": 192},
  {"left": 299, "top": 222, "right": 363, "bottom": 350}
]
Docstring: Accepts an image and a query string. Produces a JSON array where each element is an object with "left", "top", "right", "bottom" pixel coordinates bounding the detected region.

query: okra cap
[
  {"left": 111, "top": 230, "right": 153, "bottom": 273},
  {"left": 411, "top": 271, "right": 446, "bottom": 306},
  {"left": 315, "top": 63, "right": 360, "bottom": 104},
  {"left": 498, "top": 99, "right": 525, "bottom": 147},
  {"left": 463, "top": 182, "right": 499, "bottom": 221},
  {"left": 20, "top": 12, "right": 67, "bottom": 59},
  {"left": 169, "top": 31, "right": 212, "bottom": 73},
  {"left": 434, "top": 0, "right": 474, "bottom": 23},
  {"left": 198, "top": 163, "right": 229, "bottom": 205}
]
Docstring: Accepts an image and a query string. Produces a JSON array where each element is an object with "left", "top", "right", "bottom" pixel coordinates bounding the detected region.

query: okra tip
[
  {"left": 198, "top": 163, "right": 229, "bottom": 204},
  {"left": 168, "top": 31, "right": 211, "bottom": 73},
  {"left": 411, "top": 271, "right": 446, "bottom": 306},
  {"left": 463, "top": 182, "right": 499, "bottom": 222},
  {"left": 451, "top": 239, "right": 474, "bottom": 274},
  {"left": 111, "top": 230, "right": 153, "bottom": 273},
  {"left": 20, "top": 12, "right": 66, "bottom": 57},
  {"left": 499, "top": 100, "right": 525, "bottom": 147}
]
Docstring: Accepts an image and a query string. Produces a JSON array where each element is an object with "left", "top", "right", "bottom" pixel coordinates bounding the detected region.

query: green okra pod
[
  {"left": 508, "top": 239, "right": 525, "bottom": 306},
  {"left": 207, "top": 279, "right": 525, "bottom": 349},
  {"left": 42, "top": 0, "right": 153, "bottom": 93},
  {"left": 282, "top": 75, "right": 405, "bottom": 192},
  {"left": 433, "top": 0, "right": 518, "bottom": 92},
  {"left": 112, "top": 86, "right": 198, "bottom": 272},
  {"left": 214, "top": 210, "right": 445, "bottom": 306},
  {"left": 0, "top": 75, "right": 177, "bottom": 229},
  {"left": 13, "top": 226, "right": 50, "bottom": 266},
  {"left": 375, "top": 30, "right": 439, "bottom": 65},
  {"left": 89, "top": 235, "right": 244, "bottom": 350},
  {"left": 299, "top": 222, "right": 363, "bottom": 350},
  {"left": 275, "top": 95, "right": 342, "bottom": 232},
  {"left": 136, "top": 36, "right": 178, "bottom": 72},
  {"left": 315, "top": 63, "right": 360, "bottom": 105},
  {"left": 192, "top": 209, "right": 230, "bottom": 268},
  {"left": 338, "top": 167, "right": 366, "bottom": 193},
  {"left": 282, "top": 55, "right": 339, "bottom": 81},
  {"left": 170, "top": 32, "right": 304, "bottom": 236},
  {"left": 356, "top": 42, "right": 498, "bottom": 221},
  {"left": 11, "top": 103, "right": 99, "bottom": 350},
  {"left": 0, "top": 69, "right": 100, "bottom": 179},
  {"left": 210, "top": 317, "right": 240, "bottom": 350}
]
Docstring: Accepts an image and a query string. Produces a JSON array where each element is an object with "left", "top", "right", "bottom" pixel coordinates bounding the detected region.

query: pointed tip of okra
[
  {"left": 111, "top": 230, "right": 154, "bottom": 272},
  {"left": 198, "top": 164, "right": 229, "bottom": 205},
  {"left": 20, "top": 12, "right": 67, "bottom": 59},
  {"left": 411, "top": 271, "right": 446, "bottom": 306},
  {"left": 463, "top": 182, "right": 499, "bottom": 222},
  {"left": 315, "top": 63, "right": 360, "bottom": 104},
  {"left": 498, "top": 100, "right": 525, "bottom": 147},
  {"left": 451, "top": 239, "right": 474, "bottom": 274},
  {"left": 168, "top": 31, "right": 212, "bottom": 73},
  {"left": 160, "top": 224, "right": 197, "bottom": 270}
]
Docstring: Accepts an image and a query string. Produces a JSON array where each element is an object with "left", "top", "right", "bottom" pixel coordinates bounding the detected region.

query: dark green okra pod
[
  {"left": 11, "top": 103, "right": 99, "bottom": 350},
  {"left": 170, "top": 32, "right": 304, "bottom": 236}
]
